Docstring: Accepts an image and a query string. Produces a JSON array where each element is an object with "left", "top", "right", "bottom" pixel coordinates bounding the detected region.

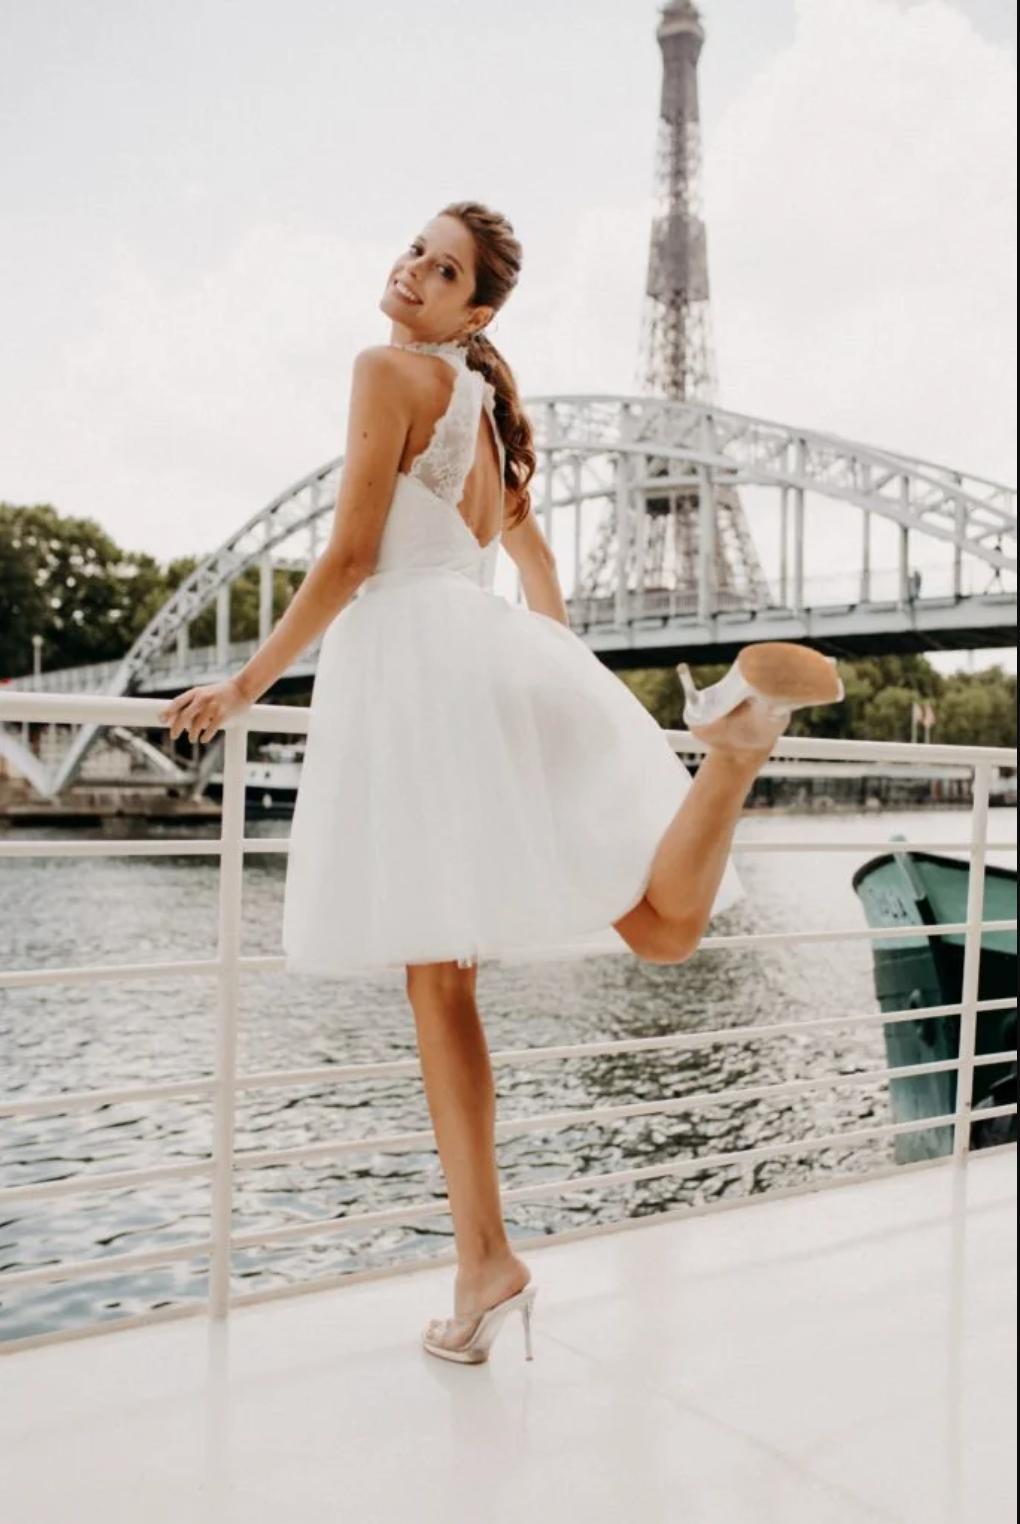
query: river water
[{"left": 1, "top": 805, "right": 1015, "bottom": 1343}]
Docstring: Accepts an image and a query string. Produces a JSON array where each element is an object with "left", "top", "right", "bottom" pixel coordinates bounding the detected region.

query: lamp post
[{"left": 25, "top": 633, "right": 43, "bottom": 746}]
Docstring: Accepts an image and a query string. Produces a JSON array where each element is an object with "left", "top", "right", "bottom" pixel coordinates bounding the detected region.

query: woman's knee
[{"left": 617, "top": 908, "right": 702, "bottom": 965}]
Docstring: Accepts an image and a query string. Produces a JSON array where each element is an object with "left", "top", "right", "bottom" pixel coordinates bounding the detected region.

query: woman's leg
[
  {"left": 617, "top": 648, "right": 842, "bottom": 962},
  {"left": 614, "top": 697, "right": 791, "bottom": 963},
  {"left": 405, "top": 959, "right": 531, "bottom": 1335}
]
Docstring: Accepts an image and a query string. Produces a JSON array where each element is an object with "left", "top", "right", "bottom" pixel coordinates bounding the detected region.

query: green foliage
[
  {"left": 0, "top": 502, "right": 304, "bottom": 680},
  {"left": 0, "top": 502, "right": 165, "bottom": 675}
]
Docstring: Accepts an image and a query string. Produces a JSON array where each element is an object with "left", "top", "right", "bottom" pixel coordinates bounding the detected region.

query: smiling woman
[{"left": 156, "top": 197, "right": 843, "bottom": 1366}]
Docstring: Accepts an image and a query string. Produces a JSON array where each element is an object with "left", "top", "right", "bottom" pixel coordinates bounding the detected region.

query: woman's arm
[
  {"left": 500, "top": 497, "right": 569, "bottom": 625},
  {"left": 233, "top": 347, "right": 410, "bottom": 704}
]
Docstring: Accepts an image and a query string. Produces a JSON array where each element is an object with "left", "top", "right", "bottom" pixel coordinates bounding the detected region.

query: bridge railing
[
  {"left": 2, "top": 558, "right": 1015, "bottom": 694},
  {"left": 0, "top": 689, "right": 1015, "bottom": 1354}
]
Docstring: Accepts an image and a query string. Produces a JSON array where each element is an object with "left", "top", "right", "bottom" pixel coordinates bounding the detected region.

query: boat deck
[{"left": 1, "top": 1150, "right": 1014, "bottom": 1524}]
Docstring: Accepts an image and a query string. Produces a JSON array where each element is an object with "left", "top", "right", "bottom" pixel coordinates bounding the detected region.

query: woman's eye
[{"left": 406, "top": 243, "right": 454, "bottom": 279}]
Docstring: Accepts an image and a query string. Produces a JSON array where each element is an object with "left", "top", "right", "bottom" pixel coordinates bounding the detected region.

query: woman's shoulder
[
  {"left": 350, "top": 343, "right": 407, "bottom": 382},
  {"left": 350, "top": 342, "right": 446, "bottom": 399}
]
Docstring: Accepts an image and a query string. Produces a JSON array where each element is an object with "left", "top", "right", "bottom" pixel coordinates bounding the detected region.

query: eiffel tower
[{"left": 583, "top": 0, "right": 771, "bottom": 607}]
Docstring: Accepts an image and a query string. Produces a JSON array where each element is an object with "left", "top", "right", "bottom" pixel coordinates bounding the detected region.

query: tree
[
  {"left": 0, "top": 502, "right": 165, "bottom": 677},
  {"left": 0, "top": 502, "right": 306, "bottom": 679}
]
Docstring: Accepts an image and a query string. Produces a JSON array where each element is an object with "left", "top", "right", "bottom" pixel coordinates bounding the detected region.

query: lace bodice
[
  {"left": 401, "top": 341, "right": 503, "bottom": 516},
  {"left": 359, "top": 338, "right": 506, "bottom": 593}
]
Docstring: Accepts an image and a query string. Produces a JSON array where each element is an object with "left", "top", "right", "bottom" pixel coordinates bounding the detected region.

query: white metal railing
[{"left": 0, "top": 690, "right": 1016, "bottom": 1354}]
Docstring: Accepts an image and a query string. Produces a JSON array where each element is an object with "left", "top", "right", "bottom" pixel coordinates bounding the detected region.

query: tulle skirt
[{"left": 281, "top": 569, "right": 742, "bottom": 977}]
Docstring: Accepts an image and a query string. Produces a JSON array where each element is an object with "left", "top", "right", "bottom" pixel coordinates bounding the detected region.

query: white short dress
[{"left": 281, "top": 338, "right": 742, "bottom": 977}]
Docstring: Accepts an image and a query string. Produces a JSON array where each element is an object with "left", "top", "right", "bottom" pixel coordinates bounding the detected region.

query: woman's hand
[{"left": 158, "top": 678, "right": 251, "bottom": 744}]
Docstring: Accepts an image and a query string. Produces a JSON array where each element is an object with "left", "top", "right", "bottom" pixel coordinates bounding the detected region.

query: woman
[{"left": 159, "top": 200, "right": 842, "bottom": 1366}]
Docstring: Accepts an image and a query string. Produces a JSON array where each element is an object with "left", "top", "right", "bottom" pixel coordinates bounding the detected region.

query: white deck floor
[{"left": 1, "top": 1150, "right": 1015, "bottom": 1524}]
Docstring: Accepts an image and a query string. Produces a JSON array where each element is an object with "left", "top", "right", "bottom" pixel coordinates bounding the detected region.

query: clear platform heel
[{"left": 422, "top": 1283, "right": 538, "bottom": 1365}]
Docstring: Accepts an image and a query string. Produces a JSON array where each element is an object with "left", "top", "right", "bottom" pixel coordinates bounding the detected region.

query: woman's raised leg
[
  {"left": 613, "top": 739, "right": 769, "bottom": 963},
  {"left": 615, "top": 644, "right": 844, "bottom": 961}
]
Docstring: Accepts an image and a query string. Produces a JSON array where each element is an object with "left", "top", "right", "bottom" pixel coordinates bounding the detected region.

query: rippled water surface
[{"left": 1, "top": 806, "right": 1015, "bottom": 1342}]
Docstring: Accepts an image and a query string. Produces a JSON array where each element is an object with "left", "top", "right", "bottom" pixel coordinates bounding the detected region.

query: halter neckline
[{"left": 393, "top": 338, "right": 468, "bottom": 364}]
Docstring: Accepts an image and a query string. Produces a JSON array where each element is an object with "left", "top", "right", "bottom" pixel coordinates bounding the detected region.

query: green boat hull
[{"left": 852, "top": 847, "right": 1017, "bottom": 1163}]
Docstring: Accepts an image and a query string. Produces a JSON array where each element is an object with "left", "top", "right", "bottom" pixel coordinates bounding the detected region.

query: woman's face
[{"left": 381, "top": 213, "right": 492, "bottom": 343}]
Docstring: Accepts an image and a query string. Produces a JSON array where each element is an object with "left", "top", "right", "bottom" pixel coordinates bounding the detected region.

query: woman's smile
[{"left": 391, "top": 275, "right": 423, "bottom": 304}]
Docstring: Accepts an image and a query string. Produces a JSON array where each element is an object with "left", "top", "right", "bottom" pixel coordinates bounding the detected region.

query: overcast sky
[{"left": 1, "top": 0, "right": 1015, "bottom": 669}]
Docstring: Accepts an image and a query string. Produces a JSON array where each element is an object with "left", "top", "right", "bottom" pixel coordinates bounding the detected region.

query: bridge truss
[{"left": 1, "top": 396, "right": 1015, "bottom": 800}]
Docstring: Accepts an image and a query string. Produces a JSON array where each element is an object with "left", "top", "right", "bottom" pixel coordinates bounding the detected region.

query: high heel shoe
[
  {"left": 677, "top": 642, "right": 844, "bottom": 750},
  {"left": 421, "top": 1282, "right": 538, "bottom": 1365}
]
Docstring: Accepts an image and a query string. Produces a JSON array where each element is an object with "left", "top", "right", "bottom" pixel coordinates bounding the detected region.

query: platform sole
[{"left": 736, "top": 642, "right": 844, "bottom": 707}]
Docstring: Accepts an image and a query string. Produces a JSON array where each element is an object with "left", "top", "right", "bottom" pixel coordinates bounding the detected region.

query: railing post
[
  {"left": 615, "top": 411, "right": 632, "bottom": 628},
  {"left": 572, "top": 453, "right": 583, "bottom": 596},
  {"left": 542, "top": 407, "right": 556, "bottom": 541},
  {"left": 952, "top": 763, "right": 991, "bottom": 1162},
  {"left": 952, "top": 492, "right": 965, "bottom": 599},
  {"left": 209, "top": 720, "right": 247, "bottom": 1316},
  {"left": 697, "top": 413, "right": 717, "bottom": 623},
  {"left": 216, "top": 583, "right": 231, "bottom": 672},
  {"left": 792, "top": 438, "right": 806, "bottom": 618}
]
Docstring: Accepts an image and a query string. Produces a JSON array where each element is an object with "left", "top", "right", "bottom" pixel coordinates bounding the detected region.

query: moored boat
[{"left": 852, "top": 842, "right": 1017, "bottom": 1162}]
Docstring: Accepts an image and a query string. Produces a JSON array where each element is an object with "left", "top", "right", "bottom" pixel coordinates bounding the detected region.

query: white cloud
[{"left": 706, "top": 0, "right": 1016, "bottom": 481}]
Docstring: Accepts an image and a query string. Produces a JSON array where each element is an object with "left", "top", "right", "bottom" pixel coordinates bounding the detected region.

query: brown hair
[{"left": 438, "top": 199, "right": 535, "bottom": 530}]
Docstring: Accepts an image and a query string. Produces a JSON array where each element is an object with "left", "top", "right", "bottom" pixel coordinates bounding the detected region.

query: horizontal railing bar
[
  {"left": 0, "top": 1158, "right": 214, "bottom": 1206},
  {"left": 697, "top": 920, "right": 1016, "bottom": 950},
  {"left": 0, "top": 1076, "right": 219, "bottom": 1119},
  {"left": 6, "top": 1109, "right": 1015, "bottom": 1291},
  {"left": 13, "top": 1048, "right": 1015, "bottom": 1205},
  {"left": 3, "top": 998, "right": 1015, "bottom": 1120},
  {"left": 1, "top": 691, "right": 1016, "bottom": 767},
  {"left": 232, "top": 917, "right": 1020, "bottom": 972},
  {"left": 0, "top": 836, "right": 1016, "bottom": 861},
  {"left": 4, "top": 918, "right": 1015, "bottom": 992},
  {"left": 0, "top": 1237, "right": 214, "bottom": 1292},
  {"left": 668, "top": 733, "right": 1020, "bottom": 768},
  {"left": 219, "top": 1050, "right": 1019, "bottom": 1173},
  {"left": 0, "top": 839, "right": 229, "bottom": 859},
  {"left": 0, "top": 957, "right": 222, "bottom": 990},
  {"left": 716, "top": 840, "right": 1017, "bottom": 855},
  {"left": 227, "top": 1109, "right": 1015, "bottom": 1252}
]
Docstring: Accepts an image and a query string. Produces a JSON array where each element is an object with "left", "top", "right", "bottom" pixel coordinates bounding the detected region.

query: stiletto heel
[
  {"left": 422, "top": 1282, "right": 538, "bottom": 1365},
  {"left": 676, "top": 642, "right": 843, "bottom": 751}
]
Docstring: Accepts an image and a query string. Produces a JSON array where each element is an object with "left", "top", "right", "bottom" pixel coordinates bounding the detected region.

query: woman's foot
[
  {"left": 424, "top": 1249, "right": 532, "bottom": 1351},
  {"left": 683, "top": 696, "right": 790, "bottom": 758},
  {"left": 677, "top": 643, "right": 843, "bottom": 757}
]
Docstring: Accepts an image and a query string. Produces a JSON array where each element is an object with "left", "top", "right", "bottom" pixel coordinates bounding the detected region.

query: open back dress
[{"left": 281, "top": 337, "right": 742, "bottom": 977}]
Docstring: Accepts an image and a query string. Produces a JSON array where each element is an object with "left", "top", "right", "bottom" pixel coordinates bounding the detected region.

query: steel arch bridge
[{"left": 2, "top": 394, "right": 1015, "bottom": 800}]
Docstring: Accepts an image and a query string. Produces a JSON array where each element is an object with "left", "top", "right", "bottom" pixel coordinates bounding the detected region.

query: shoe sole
[
  {"left": 737, "top": 642, "right": 844, "bottom": 707},
  {"left": 421, "top": 1284, "right": 536, "bottom": 1364},
  {"left": 421, "top": 1338, "right": 490, "bottom": 1364}
]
